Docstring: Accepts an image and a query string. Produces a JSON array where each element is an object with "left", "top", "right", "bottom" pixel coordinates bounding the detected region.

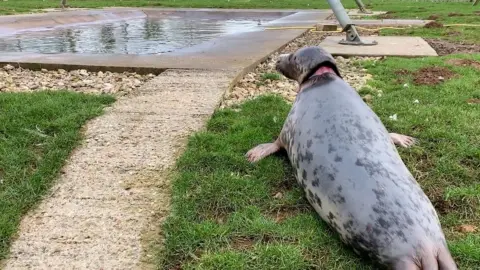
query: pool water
[{"left": 0, "top": 16, "right": 269, "bottom": 55}]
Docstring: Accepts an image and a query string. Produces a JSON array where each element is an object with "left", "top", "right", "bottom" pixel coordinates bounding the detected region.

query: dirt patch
[
  {"left": 393, "top": 69, "right": 412, "bottom": 84},
  {"left": 427, "top": 14, "right": 440, "bottom": 20},
  {"left": 275, "top": 175, "right": 297, "bottom": 192},
  {"left": 424, "top": 21, "right": 444, "bottom": 29},
  {"left": 446, "top": 30, "right": 461, "bottom": 37},
  {"left": 230, "top": 234, "right": 282, "bottom": 251},
  {"left": 426, "top": 39, "right": 480, "bottom": 56},
  {"left": 448, "top": 12, "right": 465, "bottom": 17},
  {"left": 377, "top": 11, "right": 397, "bottom": 19},
  {"left": 432, "top": 196, "right": 458, "bottom": 215},
  {"left": 458, "top": 224, "right": 478, "bottom": 233},
  {"left": 412, "top": 67, "right": 456, "bottom": 85},
  {"left": 269, "top": 206, "right": 308, "bottom": 223},
  {"left": 459, "top": 155, "right": 480, "bottom": 168},
  {"left": 431, "top": 187, "right": 479, "bottom": 219},
  {"left": 230, "top": 237, "right": 256, "bottom": 250},
  {"left": 355, "top": 26, "right": 380, "bottom": 35},
  {"left": 395, "top": 69, "right": 412, "bottom": 76},
  {"left": 378, "top": 13, "right": 396, "bottom": 19},
  {"left": 467, "top": 98, "right": 480, "bottom": 104},
  {"left": 446, "top": 58, "right": 480, "bottom": 70}
]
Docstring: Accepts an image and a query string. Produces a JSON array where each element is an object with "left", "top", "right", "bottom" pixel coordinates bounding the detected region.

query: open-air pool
[{"left": 0, "top": 12, "right": 285, "bottom": 55}]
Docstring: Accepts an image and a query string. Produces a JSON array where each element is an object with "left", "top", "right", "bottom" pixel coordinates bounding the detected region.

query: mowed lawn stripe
[{"left": 0, "top": 91, "right": 115, "bottom": 259}]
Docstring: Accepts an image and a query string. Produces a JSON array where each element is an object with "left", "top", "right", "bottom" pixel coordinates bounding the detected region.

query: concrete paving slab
[{"left": 320, "top": 36, "right": 438, "bottom": 57}]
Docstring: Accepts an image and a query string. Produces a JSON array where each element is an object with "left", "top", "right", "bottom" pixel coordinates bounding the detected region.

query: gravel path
[
  {"left": 2, "top": 69, "right": 235, "bottom": 269},
  {"left": 0, "top": 64, "right": 155, "bottom": 95}
]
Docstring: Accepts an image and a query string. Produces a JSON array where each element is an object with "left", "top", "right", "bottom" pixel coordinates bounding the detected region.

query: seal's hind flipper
[{"left": 437, "top": 247, "right": 458, "bottom": 270}]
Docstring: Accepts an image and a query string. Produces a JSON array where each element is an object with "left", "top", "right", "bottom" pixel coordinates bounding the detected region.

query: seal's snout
[
  {"left": 275, "top": 46, "right": 342, "bottom": 84},
  {"left": 275, "top": 53, "right": 295, "bottom": 81},
  {"left": 275, "top": 53, "right": 290, "bottom": 72}
]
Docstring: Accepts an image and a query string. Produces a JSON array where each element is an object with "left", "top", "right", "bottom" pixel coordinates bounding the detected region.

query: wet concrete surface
[
  {"left": 0, "top": 8, "right": 325, "bottom": 72},
  {"left": 0, "top": 17, "right": 273, "bottom": 55},
  {"left": 0, "top": 8, "right": 295, "bottom": 36},
  {"left": 0, "top": 8, "right": 295, "bottom": 55}
]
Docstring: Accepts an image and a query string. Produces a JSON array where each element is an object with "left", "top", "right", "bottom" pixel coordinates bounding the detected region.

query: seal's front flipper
[
  {"left": 390, "top": 133, "right": 417, "bottom": 148},
  {"left": 245, "top": 140, "right": 282, "bottom": 163}
]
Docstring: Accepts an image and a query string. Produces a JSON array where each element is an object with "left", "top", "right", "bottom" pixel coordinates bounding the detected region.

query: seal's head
[{"left": 275, "top": 46, "right": 341, "bottom": 85}]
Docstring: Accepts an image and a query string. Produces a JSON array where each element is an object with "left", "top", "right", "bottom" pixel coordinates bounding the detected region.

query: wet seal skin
[{"left": 246, "top": 46, "right": 457, "bottom": 270}]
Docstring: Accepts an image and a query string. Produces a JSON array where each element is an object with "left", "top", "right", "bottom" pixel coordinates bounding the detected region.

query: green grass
[
  {"left": 0, "top": 91, "right": 115, "bottom": 259},
  {"left": 365, "top": 1, "right": 480, "bottom": 43},
  {"left": 159, "top": 53, "right": 480, "bottom": 269},
  {"left": 0, "top": 0, "right": 348, "bottom": 15},
  {"left": 261, "top": 73, "right": 281, "bottom": 81}
]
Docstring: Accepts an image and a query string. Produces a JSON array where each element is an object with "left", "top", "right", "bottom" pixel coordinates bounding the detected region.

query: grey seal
[{"left": 246, "top": 46, "right": 457, "bottom": 270}]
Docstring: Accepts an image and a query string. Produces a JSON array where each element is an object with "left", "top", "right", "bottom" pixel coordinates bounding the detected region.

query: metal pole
[
  {"left": 355, "top": 0, "right": 373, "bottom": 14},
  {"left": 60, "top": 0, "right": 68, "bottom": 9},
  {"left": 326, "top": 0, "right": 377, "bottom": 46}
]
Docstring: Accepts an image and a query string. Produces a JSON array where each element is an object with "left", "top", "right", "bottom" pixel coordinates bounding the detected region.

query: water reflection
[
  {"left": 66, "top": 29, "right": 76, "bottom": 52},
  {"left": 0, "top": 16, "right": 264, "bottom": 55}
]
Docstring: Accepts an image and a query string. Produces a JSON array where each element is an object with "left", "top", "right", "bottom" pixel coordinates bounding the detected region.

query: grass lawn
[
  {"left": 369, "top": 1, "right": 480, "bottom": 44},
  {"left": 0, "top": 0, "right": 346, "bottom": 15},
  {"left": 159, "top": 53, "right": 480, "bottom": 269},
  {"left": 0, "top": 91, "right": 115, "bottom": 259}
]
